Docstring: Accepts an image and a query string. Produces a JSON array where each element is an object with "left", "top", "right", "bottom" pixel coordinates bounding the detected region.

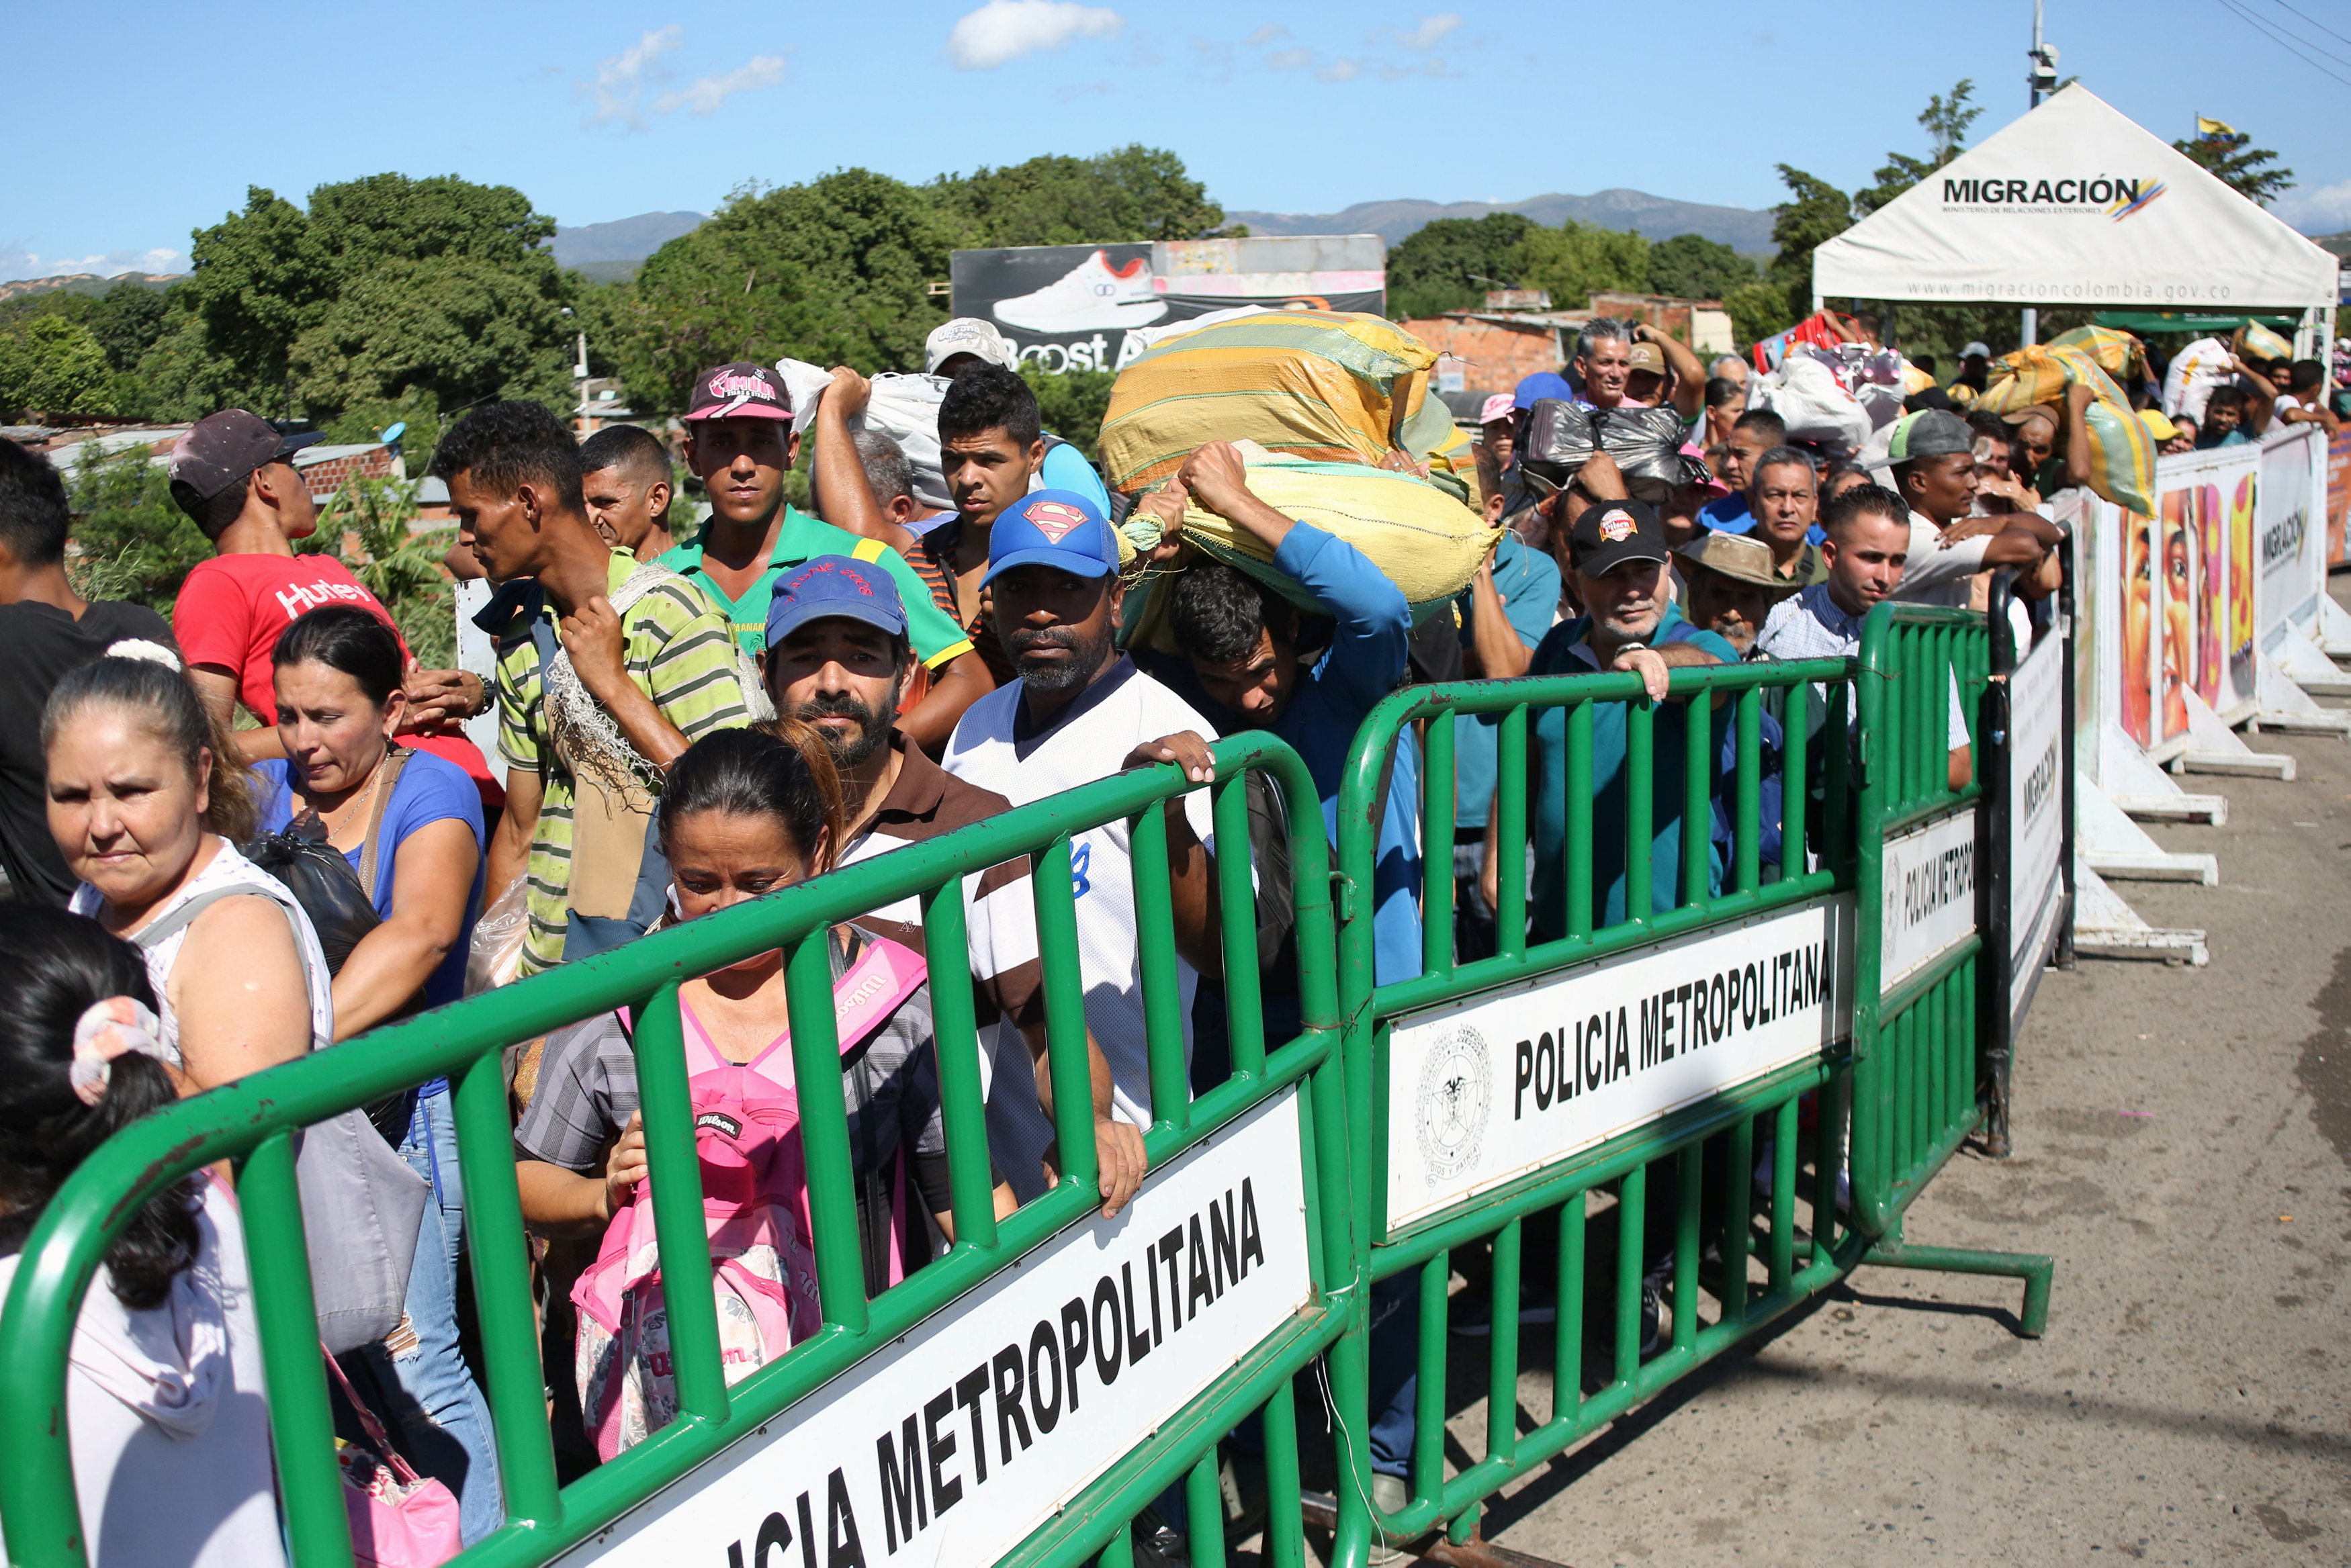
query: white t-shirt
[
  {"left": 0, "top": 1176, "right": 287, "bottom": 1568},
  {"left": 942, "top": 658, "right": 1216, "bottom": 1199},
  {"left": 1892, "top": 510, "right": 1996, "bottom": 608}
]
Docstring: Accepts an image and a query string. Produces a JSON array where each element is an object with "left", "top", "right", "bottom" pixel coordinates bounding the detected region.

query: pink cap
[
  {"left": 1479, "top": 393, "right": 1515, "bottom": 427},
  {"left": 1680, "top": 441, "right": 1732, "bottom": 500}
]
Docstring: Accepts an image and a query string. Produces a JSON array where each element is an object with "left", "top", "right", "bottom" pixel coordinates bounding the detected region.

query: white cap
[{"left": 924, "top": 318, "right": 1019, "bottom": 376}]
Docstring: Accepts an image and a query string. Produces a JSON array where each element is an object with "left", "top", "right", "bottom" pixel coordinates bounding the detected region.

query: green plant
[
  {"left": 2173, "top": 126, "right": 2294, "bottom": 206},
  {"left": 306, "top": 473, "right": 458, "bottom": 667},
  {"left": 1021, "top": 364, "right": 1117, "bottom": 462},
  {"left": 62, "top": 445, "right": 212, "bottom": 613}
]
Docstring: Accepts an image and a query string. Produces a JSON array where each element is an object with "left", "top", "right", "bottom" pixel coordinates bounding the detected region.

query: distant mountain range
[
  {"left": 0, "top": 271, "right": 181, "bottom": 302},
  {"left": 1227, "top": 189, "right": 1781, "bottom": 252},
  {"left": 550, "top": 212, "right": 707, "bottom": 270}
]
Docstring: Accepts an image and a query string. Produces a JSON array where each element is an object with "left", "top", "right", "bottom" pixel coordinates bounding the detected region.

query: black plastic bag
[{"left": 1517, "top": 399, "right": 1709, "bottom": 503}]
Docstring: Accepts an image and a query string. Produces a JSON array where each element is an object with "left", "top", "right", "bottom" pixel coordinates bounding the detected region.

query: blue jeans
[
  {"left": 354, "top": 1087, "right": 504, "bottom": 1544},
  {"left": 1365, "top": 1273, "right": 1418, "bottom": 1480}
]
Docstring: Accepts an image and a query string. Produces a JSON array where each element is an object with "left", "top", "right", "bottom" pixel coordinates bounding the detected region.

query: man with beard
[
  {"left": 760, "top": 555, "right": 1145, "bottom": 1215},
  {"left": 941, "top": 491, "right": 1224, "bottom": 1201}
]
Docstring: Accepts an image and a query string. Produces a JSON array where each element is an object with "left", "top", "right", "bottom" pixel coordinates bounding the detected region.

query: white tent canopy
[{"left": 1811, "top": 85, "right": 2337, "bottom": 311}]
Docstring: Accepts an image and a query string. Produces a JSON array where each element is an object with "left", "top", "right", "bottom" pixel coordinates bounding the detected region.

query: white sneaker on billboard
[{"left": 991, "top": 249, "right": 1166, "bottom": 332}]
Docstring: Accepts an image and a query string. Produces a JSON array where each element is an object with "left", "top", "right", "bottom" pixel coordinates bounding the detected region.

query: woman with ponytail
[
  {"left": 44, "top": 651, "right": 330, "bottom": 1088},
  {"left": 513, "top": 721, "right": 1010, "bottom": 1454},
  {"left": 0, "top": 906, "right": 286, "bottom": 1567}
]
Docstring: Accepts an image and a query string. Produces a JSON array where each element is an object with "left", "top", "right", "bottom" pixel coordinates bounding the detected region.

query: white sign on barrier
[
  {"left": 1879, "top": 809, "right": 1978, "bottom": 996},
  {"left": 2006, "top": 634, "right": 2066, "bottom": 1027},
  {"left": 2258, "top": 426, "right": 2323, "bottom": 649},
  {"left": 556, "top": 1091, "right": 1313, "bottom": 1568},
  {"left": 1384, "top": 898, "right": 1855, "bottom": 1232}
]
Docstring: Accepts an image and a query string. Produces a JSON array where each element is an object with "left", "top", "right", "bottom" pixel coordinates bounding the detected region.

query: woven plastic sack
[
  {"left": 777, "top": 359, "right": 955, "bottom": 512},
  {"left": 2079, "top": 397, "right": 2158, "bottom": 516},
  {"left": 1976, "top": 345, "right": 2126, "bottom": 416},
  {"left": 1098, "top": 310, "right": 1465, "bottom": 497},
  {"left": 1121, "top": 443, "right": 1499, "bottom": 653},
  {"left": 2161, "top": 337, "right": 2234, "bottom": 425},
  {"left": 2048, "top": 326, "right": 2142, "bottom": 381},
  {"left": 1750, "top": 351, "right": 1870, "bottom": 454},
  {"left": 2238, "top": 321, "right": 2293, "bottom": 365}
]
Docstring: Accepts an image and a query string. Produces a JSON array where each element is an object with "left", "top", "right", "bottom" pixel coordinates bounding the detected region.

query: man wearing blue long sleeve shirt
[{"left": 1161, "top": 441, "right": 1423, "bottom": 988}]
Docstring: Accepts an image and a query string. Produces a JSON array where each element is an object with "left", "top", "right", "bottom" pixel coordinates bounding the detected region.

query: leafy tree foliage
[
  {"left": 87, "top": 282, "right": 171, "bottom": 373},
  {"left": 1021, "top": 363, "right": 1116, "bottom": 461},
  {"left": 60, "top": 445, "right": 211, "bottom": 612},
  {"left": 1385, "top": 213, "right": 1537, "bottom": 318},
  {"left": 1763, "top": 165, "right": 1855, "bottom": 325},
  {"left": 2173, "top": 127, "right": 2295, "bottom": 206},
  {"left": 0, "top": 316, "right": 120, "bottom": 420},
  {"left": 1514, "top": 219, "right": 1649, "bottom": 310},
  {"left": 1853, "top": 80, "right": 1982, "bottom": 216},
  {"left": 1645, "top": 233, "right": 1756, "bottom": 302},
  {"left": 930, "top": 146, "right": 1225, "bottom": 247}
]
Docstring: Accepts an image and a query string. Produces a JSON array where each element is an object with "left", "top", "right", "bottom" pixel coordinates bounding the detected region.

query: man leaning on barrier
[{"left": 759, "top": 554, "right": 1145, "bottom": 1216}]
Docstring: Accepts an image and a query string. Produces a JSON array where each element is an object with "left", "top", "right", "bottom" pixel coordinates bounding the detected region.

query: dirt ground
[{"left": 1471, "top": 645, "right": 2351, "bottom": 1564}]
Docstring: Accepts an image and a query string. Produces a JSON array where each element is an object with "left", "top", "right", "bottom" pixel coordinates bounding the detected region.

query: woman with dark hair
[
  {"left": 0, "top": 905, "right": 286, "bottom": 1567},
  {"left": 254, "top": 603, "right": 498, "bottom": 1541},
  {"left": 514, "top": 721, "right": 1006, "bottom": 1453},
  {"left": 48, "top": 651, "right": 329, "bottom": 1089}
]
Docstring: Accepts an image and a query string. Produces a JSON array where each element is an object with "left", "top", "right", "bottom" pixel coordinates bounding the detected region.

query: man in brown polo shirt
[{"left": 759, "top": 555, "right": 1143, "bottom": 1215}]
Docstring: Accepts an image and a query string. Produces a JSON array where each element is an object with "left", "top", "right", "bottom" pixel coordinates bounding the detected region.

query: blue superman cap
[
  {"left": 982, "top": 489, "right": 1119, "bottom": 587},
  {"left": 764, "top": 555, "right": 907, "bottom": 647}
]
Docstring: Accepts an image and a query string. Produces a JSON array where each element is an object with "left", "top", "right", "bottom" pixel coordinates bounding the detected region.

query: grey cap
[{"left": 1886, "top": 408, "right": 1975, "bottom": 463}]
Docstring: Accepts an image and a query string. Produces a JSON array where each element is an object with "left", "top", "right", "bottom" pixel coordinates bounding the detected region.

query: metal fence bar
[
  {"left": 240, "top": 1132, "right": 355, "bottom": 1568},
  {"left": 922, "top": 880, "right": 999, "bottom": 1252},
  {"left": 1129, "top": 802, "right": 1191, "bottom": 1129}
]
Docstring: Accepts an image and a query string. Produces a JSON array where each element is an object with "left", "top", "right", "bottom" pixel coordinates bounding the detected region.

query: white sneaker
[
  {"left": 1367, "top": 1473, "right": 1413, "bottom": 1566},
  {"left": 991, "top": 249, "right": 1167, "bottom": 333}
]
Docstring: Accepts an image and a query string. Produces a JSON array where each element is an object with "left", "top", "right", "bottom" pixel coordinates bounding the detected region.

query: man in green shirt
[
  {"left": 440, "top": 401, "right": 753, "bottom": 976},
  {"left": 667, "top": 361, "right": 986, "bottom": 753}
]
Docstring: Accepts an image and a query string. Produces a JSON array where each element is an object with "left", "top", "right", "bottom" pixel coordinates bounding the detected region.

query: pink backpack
[{"left": 572, "top": 935, "right": 927, "bottom": 1459}]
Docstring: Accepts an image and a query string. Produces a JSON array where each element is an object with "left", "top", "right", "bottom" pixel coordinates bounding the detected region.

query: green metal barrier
[
  {"left": 1848, "top": 603, "right": 2053, "bottom": 1324},
  {"left": 1328, "top": 659, "right": 1870, "bottom": 1560},
  {"left": 0, "top": 735, "right": 1354, "bottom": 1568}
]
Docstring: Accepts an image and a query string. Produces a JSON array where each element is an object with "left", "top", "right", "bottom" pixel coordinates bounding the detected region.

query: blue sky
[{"left": 4, "top": 0, "right": 2346, "bottom": 283}]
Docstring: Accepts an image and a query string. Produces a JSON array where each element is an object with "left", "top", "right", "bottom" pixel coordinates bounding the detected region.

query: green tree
[
  {"left": 1646, "top": 233, "right": 1757, "bottom": 302},
  {"left": 618, "top": 169, "right": 955, "bottom": 413},
  {"left": 1020, "top": 364, "right": 1117, "bottom": 461},
  {"left": 87, "top": 282, "right": 171, "bottom": 372},
  {"left": 61, "top": 445, "right": 212, "bottom": 612},
  {"left": 1854, "top": 79, "right": 1982, "bottom": 216},
  {"left": 2173, "top": 126, "right": 2295, "bottom": 205},
  {"left": 1385, "top": 212, "right": 1537, "bottom": 318},
  {"left": 1764, "top": 165, "right": 1854, "bottom": 322},
  {"left": 0, "top": 316, "right": 120, "bottom": 419},
  {"left": 932, "top": 146, "right": 1224, "bottom": 247},
  {"left": 1509, "top": 218, "right": 1650, "bottom": 310},
  {"left": 1722, "top": 279, "right": 1796, "bottom": 351}
]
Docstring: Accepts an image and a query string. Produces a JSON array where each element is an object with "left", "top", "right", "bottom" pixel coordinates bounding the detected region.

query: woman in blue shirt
[{"left": 258, "top": 605, "right": 501, "bottom": 1542}]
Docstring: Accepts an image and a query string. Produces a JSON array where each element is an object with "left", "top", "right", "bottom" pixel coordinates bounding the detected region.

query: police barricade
[
  {"left": 1847, "top": 602, "right": 2054, "bottom": 1316},
  {"left": 0, "top": 735, "right": 1352, "bottom": 1568},
  {"left": 1327, "top": 659, "right": 1871, "bottom": 1561},
  {"left": 1327, "top": 627, "right": 2061, "bottom": 1561},
  {"left": 1978, "top": 571, "right": 2076, "bottom": 1156}
]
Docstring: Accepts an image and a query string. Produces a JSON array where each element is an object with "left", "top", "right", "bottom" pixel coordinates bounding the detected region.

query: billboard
[{"left": 950, "top": 236, "right": 1385, "bottom": 374}]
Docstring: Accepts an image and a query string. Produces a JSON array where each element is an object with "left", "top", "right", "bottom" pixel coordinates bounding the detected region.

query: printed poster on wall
[
  {"left": 2256, "top": 426, "right": 2324, "bottom": 649},
  {"left": 2132, "top": 445, "right": 2260, "bottom": 749}
]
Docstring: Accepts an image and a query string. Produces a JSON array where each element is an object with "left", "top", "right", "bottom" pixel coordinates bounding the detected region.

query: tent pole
[
  {"left": 2021, "top": 308, "right": 2038, "bottom": 349},
  {"left": 2021, "top": 0, "right": 2048, "bottom": 351}
]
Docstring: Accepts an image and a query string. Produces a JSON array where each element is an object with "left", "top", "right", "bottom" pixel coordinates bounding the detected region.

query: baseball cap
[
  {"left": 684, "top": 362, "right": 793, "bottom": 422},
  {"left": 1626, "top": 342, "right": 1669, "bottom": 378},
  {"left": 925, "top": 318, "right": 1019, "bottom": 377},
  {"left": 1886, "top": 408, "right": 1974, "bottom": 463},
  {"left": 167, "top": 410, "right": 320, "bottom": 518},
  {"left": 1478, "top": 392, "right": 1515, "bottom": 427},
  {"left": 764, "top": 555, "right": 908, "bottom": 649},
  {"left": 1678, "top": 441, "right": 1732, "bottom": 500},
  {"left": 1675, "top": 531, "right": 1800, "bottom": 594},
  {"left": 1513, "top": 371, "right": 1574, "bottom": 410},
  {"left": 1960, "top": 341, "right": 1992, "bottom": 360},
  {"left": 1568, "top": 498, "right": 1669, "bottom": 576},
  {"left": 983, "top": 489, "right": 1120, "bottom": 586},
  {"left": 2137, "top": 408, "right": 2180, "bottom": 443}
]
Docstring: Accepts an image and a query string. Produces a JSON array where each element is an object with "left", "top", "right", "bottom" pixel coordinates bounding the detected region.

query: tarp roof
[{"left": 1812, "top": 85, "right": 2337, "bottom": 310}]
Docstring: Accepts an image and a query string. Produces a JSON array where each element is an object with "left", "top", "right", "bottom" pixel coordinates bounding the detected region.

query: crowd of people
[{"left": 0, "top": 300, "right": 2260, "bottom": 1567}]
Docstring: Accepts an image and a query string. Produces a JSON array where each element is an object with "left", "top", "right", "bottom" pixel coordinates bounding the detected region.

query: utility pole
[{"left": 2021, "top": 1, "right": 2060, "bottom": 347}]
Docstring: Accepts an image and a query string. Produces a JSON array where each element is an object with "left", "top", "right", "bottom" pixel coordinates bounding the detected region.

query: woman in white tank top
[{"left": 44, "top": 653, "right": 329, "bottom": 1084}]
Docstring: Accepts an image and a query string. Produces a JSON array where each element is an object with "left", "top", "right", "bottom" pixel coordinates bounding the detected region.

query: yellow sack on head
[
  {"left": 2079, "top": 397, "right": 2158, "bottom": 516},
  {"left": 1120, "top": 443, "right": 1501, "bottom": 653},
  {"left": 2237, "top": 320, "right": 2293, "bottom": 365},
  {"left": 1976, "top": 344, "right": 2126, "bottom": 416},
  {"left": 1099, "top": 310, "right": 1459, "bottom": 496},
  {"left": 2049, "top": 325, "right": 2144, "bottom": 380}
]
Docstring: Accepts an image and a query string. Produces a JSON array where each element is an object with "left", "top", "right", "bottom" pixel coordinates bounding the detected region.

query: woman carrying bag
[{"left": 254, "top": 606, "right": 499, "bottom": 1544}]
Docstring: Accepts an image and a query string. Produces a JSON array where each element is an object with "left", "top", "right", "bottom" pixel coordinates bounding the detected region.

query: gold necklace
[{"left": 305, "top": 751, "right": 390, "bottom": 844}]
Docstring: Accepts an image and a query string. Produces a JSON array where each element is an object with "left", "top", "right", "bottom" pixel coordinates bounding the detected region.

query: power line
[
  {"left": 2248, "top": 0, "right": 2351, "bottom": 67},
  {"left": 2212, "top": 0, "right": 2351, "bottom": 86},
  {"left": 2260, "top": 0, "right": 2351, "bottom": 50}
]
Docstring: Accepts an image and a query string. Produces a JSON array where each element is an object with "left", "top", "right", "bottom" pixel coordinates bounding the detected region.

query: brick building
[{"left": 1401, "top": 295, "right": 1736, "bottom": 398}]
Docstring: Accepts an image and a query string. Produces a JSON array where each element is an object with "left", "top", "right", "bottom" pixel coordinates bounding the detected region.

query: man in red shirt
[{"left": 167, "top": 408, "right": 497, "bottom": 800}]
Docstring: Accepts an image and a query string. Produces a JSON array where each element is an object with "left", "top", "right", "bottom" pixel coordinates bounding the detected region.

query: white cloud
[
  {"left": 581, "top": 24, "right": 683, "bottom": 128},
  {"left": 654, "top": 53, "right": 788, "bottom": 114},
  {"left": 1316, "top": 56, "right": 1360, "bottom": 81},
  {"left": 947, "top": 0, "right": 1124, "bottom": 69},
  {"left": 1245, "top": 23, "right": 1290, "bottom": 46},
  {"left": 1265, "top": 45, "right": 1313, "bottom": 68},
  {"left": 1398, "top": 12, "right": 1462, "bottom": 49},
  {"left": 2275, "top": 177, "right": 2351, "bottom": 233},
  {"left": 0, "top": 244, "right": 185, "bottom": 285}
]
